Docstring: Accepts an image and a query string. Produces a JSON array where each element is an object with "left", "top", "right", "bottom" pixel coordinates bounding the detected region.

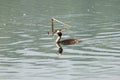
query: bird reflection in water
[
  {"left": 54, "top": 29, "right": 80, "bottom": 55},
  {"left": 56, "top": 43, "right": 63, "bottom": 55}
]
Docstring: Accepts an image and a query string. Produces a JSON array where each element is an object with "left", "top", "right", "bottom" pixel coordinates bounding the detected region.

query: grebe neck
[
  {"left": 56, "top": 32, "right": 62, "bottom": 43},
  {"left": 56, "top": 36, "right": 61, "bottom": 43}
]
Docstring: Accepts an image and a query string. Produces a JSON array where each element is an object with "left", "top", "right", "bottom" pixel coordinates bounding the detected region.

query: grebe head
[{"left": 54, "top": 29, "right": 62, "bottom": 37}]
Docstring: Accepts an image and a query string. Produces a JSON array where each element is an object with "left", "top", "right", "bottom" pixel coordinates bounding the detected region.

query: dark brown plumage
[{"left": 60, "top": 39, "right": 80, "bottom": 45}]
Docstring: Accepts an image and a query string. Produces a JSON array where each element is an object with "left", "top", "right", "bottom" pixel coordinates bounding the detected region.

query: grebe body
[
  {"left": 60, "top": 39, "right": 80, "bottom": 45},
  {"left": 55, "top": 29, "right": 80, "bottom": 45}
]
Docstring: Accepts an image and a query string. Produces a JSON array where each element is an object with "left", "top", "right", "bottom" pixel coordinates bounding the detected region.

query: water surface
[{"left": 0, "top": 0, "right": 120, "bottom": 80}]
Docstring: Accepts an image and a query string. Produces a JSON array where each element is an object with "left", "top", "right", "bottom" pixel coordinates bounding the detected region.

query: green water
[{"left": 0, "top": 0, "right": 120, "bottom": 80}]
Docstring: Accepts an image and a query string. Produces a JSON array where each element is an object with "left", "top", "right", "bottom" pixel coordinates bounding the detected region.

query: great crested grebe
[{"left": 54, "top": 29, "right": 80, "bottom": 45}]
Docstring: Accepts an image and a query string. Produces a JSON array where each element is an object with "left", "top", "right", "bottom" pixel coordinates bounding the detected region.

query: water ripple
[{"left": 8, "top": 40, "right": 33, "bottom": 45}]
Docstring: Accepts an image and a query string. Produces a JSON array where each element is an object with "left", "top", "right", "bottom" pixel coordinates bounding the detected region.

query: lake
[{"left": 0, "top": 0, "right": 120, "bottom": 80}]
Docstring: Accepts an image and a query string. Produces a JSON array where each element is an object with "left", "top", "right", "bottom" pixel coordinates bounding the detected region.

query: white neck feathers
[{"left": 56, "top": 36, "right": 61, "bottom": 43}]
